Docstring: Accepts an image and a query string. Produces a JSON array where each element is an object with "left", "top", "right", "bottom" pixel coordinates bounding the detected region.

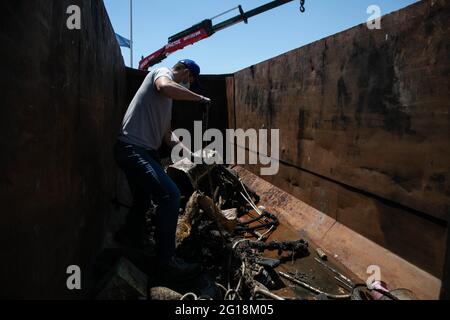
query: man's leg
[
  {"left": 114, "top": 141, "right": 199, "bottom": 279},
  {"left": 149, "top": 167, "right": 180, "bottom": 263},
  {"left": 120, "top": 182, "right": 152, "bottom": 247},
  {"left": 114, "top": 141, "right": 180, "bottom": 261}
]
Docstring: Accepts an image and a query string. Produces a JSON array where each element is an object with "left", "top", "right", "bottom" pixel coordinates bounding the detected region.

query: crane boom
[{"left": 138, "top": 0, "right": 306, "bottom": 70}]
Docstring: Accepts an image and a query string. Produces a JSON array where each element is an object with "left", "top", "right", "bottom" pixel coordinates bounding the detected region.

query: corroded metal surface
[
  {"left": 0, "top": 0, "right": 127, "bottom": 299},
  {"left": 238, "top": 162, "right": 447, "bottom": 278},
  {"left": 234, "top": 166, "right": 441, "bottom": 300},
  {"left": 228, "top": 0, "right": 450, "bottom": 278},
  {"left": 233, "top": 0, "right": 450, "bottom": 221}
]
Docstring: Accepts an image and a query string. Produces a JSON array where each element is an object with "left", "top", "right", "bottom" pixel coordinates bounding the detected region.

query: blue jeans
[{"left": 114, "top": 140, "right": 181, "bottom": 263}]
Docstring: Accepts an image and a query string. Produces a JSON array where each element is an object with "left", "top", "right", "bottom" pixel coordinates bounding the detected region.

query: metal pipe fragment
[
  {"left": 314, "top": 257, "right": 354, "bottom": 287},
  {"left": 254, "top": 287, "right": 285, "bottom": 300},
  {"left": 278, "top": 271, "right": 352, "bottom": 300}
]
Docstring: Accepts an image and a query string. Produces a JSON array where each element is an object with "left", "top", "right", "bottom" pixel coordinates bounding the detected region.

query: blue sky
[{"left": 104, "top": 0, "right": 418, "bottom": 74}]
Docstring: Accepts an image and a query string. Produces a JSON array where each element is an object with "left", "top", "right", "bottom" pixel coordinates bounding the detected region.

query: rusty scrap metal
[
  {"left": 231, "top": 239, "right": 309, "bottom": 285},
  {"left": 384, "top": 288, "right": 416, "bottom": 300},
  {"left": 220, "top": 167, "right": 260, "bottom": 207},
  {"left": 278, "top": 271, "right": 352, "bottom": 300},
  {"left": 222, "top": 208, "right": 238, "bottom": 222},
  {"left": 197, "top": 192, "right": 238, "bottom": 232},
  {"left": 244, "top": 240, "right": 309, "bottom": 256},
  {"left": 254, "top": 266, "right": 277, "bottom": 289},
  {"left": 176, "top": 192, "right": 202, "bottom": 246},
  {"left": 235, "top": 221, "right": 278, "bottom": 233},
  {"left": 314, "top": 257, "right": 354, "bottom": 288},
  {"left": 253, "top": 286, "right": 285, "bottom": 300},
  {"left": 104, "top": 163, "right": 363, "bottom": 301},
  {"left": 256, "top": 225, "right": 275, "bottom": 241},
  {"left": 235, "top": 222, "right": 278, "bottom": 241},
  {"left": 255, "top": 257, "right": 281, "bottom": 269},
  {"left": 227, "top": 238, "right": 310, "bottom": 299},
  {"left": 315, "top": 248, "right": 327, "bottom": 260},
  {"left": 236, "top": 209, "right": 279, "bottom": 230},
  {"left": 168, "top": 158, "right": 260, "bottom": 218},
  {"left": 334, "top": 276, "right": 354, "bottom": 291},
  {"left": 176, "top": 190, "right": 238, "bottom": 237},
  {"left": 170, "top": 164, "right": 353, "bottom": 301},
  {"left": 239, "top": 180, "right": 262, "bottom": 215}
]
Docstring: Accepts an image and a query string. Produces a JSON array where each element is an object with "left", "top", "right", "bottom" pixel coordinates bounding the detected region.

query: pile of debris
[
  {"left": 94, "top": 153, "right": 416, "bottom": 301},
  {"left": 160, "top": 156, "right": 311, "bottom": 300}
]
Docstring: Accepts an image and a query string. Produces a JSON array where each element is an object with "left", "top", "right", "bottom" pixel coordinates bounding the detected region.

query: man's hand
[
  {"left": 199, "top": 96, "right": 211, "bottom": 105},
  {"left": 199, "top": 96, "right": 212, "bottom": 115}
]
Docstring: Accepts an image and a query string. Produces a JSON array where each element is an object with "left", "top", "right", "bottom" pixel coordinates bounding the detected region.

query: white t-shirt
[{"left": 118, "top": 67, "right": 174, "bottom": 151}]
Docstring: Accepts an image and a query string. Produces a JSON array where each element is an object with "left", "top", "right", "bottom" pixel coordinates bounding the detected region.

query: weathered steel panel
[
  {"left": 233, "top": 0, "right": 450, "bottom": 221},
  {"left": 226, "top": 76, "right": 236, "bottom": 130},
  {"left": 235, "top": 166, "right": 441, "bottom": 300},
  {"left": 230, "top": 0, "right": 450, "bottom": 278},
  {"left": 172, "top": 75, "right": 230, "bottom": 148},
  {"left": 0, "top": 0, "right": 127, "bottom": 298}
]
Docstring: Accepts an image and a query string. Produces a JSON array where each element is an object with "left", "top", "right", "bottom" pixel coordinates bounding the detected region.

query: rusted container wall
[
  {"left": 172, "top": 75, "right": 231, "bottom": 151},
  {"left": 0, "top": 0, "right": 127, "bottom": 298},
  {"left": 442, "top": 221, "right": 450, "bottom": 299},
  {"left": 230, "top": 0, "right": 450, "bottom": 277}
]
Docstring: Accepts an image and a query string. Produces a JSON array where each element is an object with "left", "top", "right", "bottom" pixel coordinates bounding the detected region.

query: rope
[{"left": 180, "top": 292, "right": 199, "bottom": 300}]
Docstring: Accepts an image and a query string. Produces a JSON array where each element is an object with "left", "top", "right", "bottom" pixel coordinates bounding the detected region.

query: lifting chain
[{"left": 299, "top": 0, "right": 306, "bottom": 13}]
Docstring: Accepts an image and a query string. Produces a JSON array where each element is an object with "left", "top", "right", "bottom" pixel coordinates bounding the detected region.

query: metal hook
[{"left": 300, "top": 0, "right": 306, "bottom": 13}]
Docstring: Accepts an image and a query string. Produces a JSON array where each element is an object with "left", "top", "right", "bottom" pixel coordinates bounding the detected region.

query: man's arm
[{"left": 155, "top": 76, "right": 209, "bottom": 102}]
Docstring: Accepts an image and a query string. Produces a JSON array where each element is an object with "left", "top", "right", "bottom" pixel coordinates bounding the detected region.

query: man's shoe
[{"left": 157, "top": 256, "right": 201, "bottom": 281}]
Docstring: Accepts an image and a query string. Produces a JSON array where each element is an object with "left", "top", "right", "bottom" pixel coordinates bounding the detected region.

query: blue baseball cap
[{"left": 179, "top": 59, "right": 201, "bottom": 87}]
